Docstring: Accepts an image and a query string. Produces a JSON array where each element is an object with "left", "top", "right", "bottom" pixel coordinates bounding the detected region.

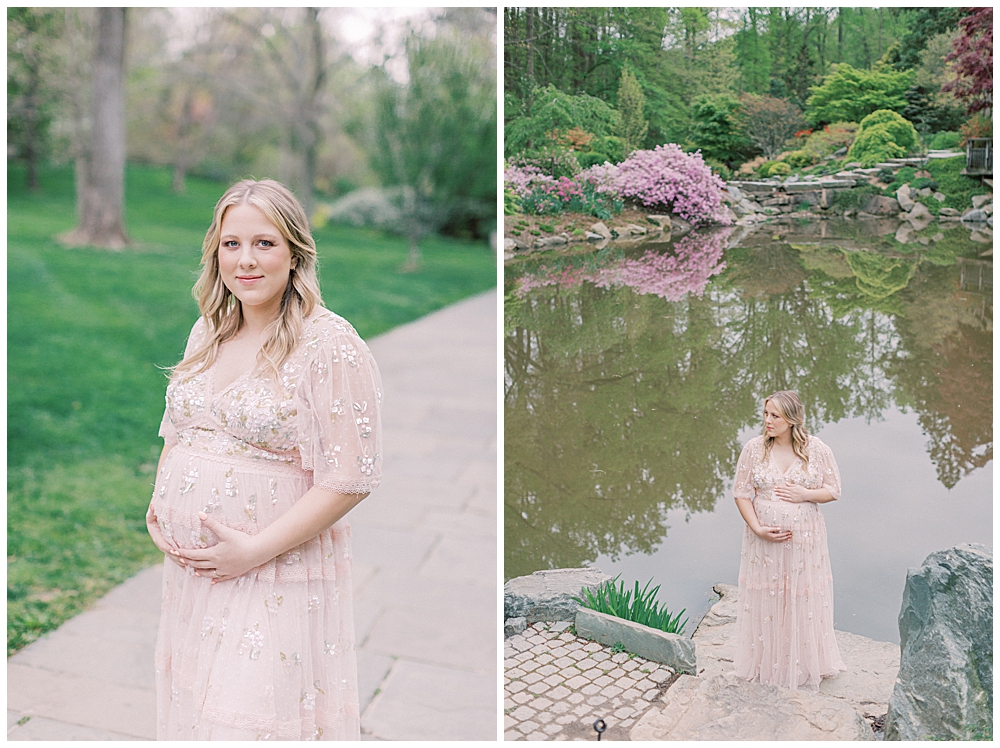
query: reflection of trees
[
  {"left": 888, "top": 263, "right": 993, "bottom": 488},
  {"left": 505, "top": 229, "right": 992, "bottom": 577},
  {"left": 504, "top": 284, "right": 748, "bottom": 577}
]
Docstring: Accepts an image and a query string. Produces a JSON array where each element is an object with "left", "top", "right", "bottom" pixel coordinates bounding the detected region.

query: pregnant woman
[
  {"left": 732, "top": 390, "right": 846, "bottom": 690},
  {"left": 145, "top": 179, "right": 382, "bottom": 739}
]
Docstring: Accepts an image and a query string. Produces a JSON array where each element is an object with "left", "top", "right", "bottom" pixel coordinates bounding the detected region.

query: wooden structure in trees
[{"left": 962, "top": 138, "right": 992, "bottom": 176}]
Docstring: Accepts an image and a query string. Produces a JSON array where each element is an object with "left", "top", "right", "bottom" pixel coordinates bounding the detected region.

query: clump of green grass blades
[{"left": 575, "top": 575, "right": 688, "bottom": 635}]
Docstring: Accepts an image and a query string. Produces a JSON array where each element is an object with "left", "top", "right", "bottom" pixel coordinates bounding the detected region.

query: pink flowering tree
[
  {"left": 615, "top": 144, "right": 730, "bottom": 226},
  {"left": 516, "top": 228, "right": 732, "bottom": 300}
]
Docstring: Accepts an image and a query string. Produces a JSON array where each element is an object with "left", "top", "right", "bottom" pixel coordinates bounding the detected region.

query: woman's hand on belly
[
  {"left": 772, "top": 482, "right": 810, "bottom": 503},
  {"left": 172, "top": 512, "right": 267, "bottom": 583},
  {"left": 146, "top": 502, "right": 186, "bottom": 569}
]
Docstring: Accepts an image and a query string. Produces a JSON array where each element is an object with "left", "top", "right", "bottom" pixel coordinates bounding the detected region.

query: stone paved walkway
[
  {"left": 8, "top": 289, "right": 497, "bottom": 741},
  {"left": 504, "top": 622, "right": 676, "bottom": 741}
]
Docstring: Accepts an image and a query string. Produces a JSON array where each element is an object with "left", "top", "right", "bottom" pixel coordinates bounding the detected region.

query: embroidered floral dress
[
  {"left": 732, "top": 434, "right": 846, "bottom": 690},
  {"left": 151, "top": 309, "right": 382, "bottom": 740}
]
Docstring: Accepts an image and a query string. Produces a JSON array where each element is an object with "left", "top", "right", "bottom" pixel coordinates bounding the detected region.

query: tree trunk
[{"left": 65, "top": 8, "right": 129, "bottom": 248}]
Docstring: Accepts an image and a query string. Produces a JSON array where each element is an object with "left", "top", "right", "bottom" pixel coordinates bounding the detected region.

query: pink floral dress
[
  {"left": 732, "top": 434, "right": 846, "bottom": 690},
  {"left": 151, "top": 309, "right": 382, "bottom": 739}
]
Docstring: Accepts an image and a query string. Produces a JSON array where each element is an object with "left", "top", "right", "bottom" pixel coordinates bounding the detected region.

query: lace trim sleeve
[
  {"left": 296, "top": 322, "right": 383, "bottom": 496},
  {"left": 733, "top": 438, "right": 759, "bottom": 500}
]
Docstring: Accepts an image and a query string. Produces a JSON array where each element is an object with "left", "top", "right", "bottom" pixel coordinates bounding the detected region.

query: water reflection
[{"left": 505, "top": 219, "right": 991, "bottom": 640}]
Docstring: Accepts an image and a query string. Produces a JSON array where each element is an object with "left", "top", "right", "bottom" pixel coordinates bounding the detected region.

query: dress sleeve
[
  {"left": 813, "top": 439, "right": 842, "bottom": 500},
  {"left": 733, "top": 439, "right": 757, "bottom": 500},
  {"left": 158, "top": 317, "right": 207, "bottom": 447},
  {"left": 297, "top": 329, "right": 383, "bottom": 495}
]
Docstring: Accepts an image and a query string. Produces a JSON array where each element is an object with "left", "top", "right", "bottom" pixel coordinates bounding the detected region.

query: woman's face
[
  {"left": 218, "top": 203, "right": 293, "bottom": 319},
  {"left": 763, "top": 400, "right": 791, "bottom": 440}
]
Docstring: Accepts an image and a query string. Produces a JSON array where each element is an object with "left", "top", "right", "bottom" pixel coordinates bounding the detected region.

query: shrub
[
  {"left": 958, "top": 113, "right": 993, "bottom": 146},
  {"left": 504, "top": 185, "right": 522, "bottom": 215},
  {"left": 575, "top": 576, "right": 688, "bottom": 635},
  {"left": 802, "top": 122, "right": 860, "bottom": 158},
  {"left": 767, "top": 161, "right": 792, "bottom": 176},
  {"left": 806, "top": 63, "right": 914, "bottom": 125},
  {"left": 704, "top": 157, "right": 734, "bottom": 181},
  {"left": 615, "top": 144, "right": 730, "bottom": 226},
  {"left": 928, "top": 131, "right": 962, "bottom": 150},
  {"left": 738, "top": 156, "right": 767, "bottom": 175},
  {"left": 505, "top": 84, "right": 621, "bottom": 159},
  {"left": 577, "top": 152, "right": 611, "bottom": 169},
  {"left": 591, "top": 135, "right": 627, "bottom": 163},
  {"left": 910, "top": 177, "right": 939, "bottom": 191},
  {"left": 857, "top": 110, "right": 920, "bottom": 151},
  {"left": 876, "top": 167, "right": 896, "bottom": 183},
  {"left": 505, "top": 163, "right": 624, "bottom": 221},
  {"left": 849, "top": 128, "right": 907, "bottom": 166},
  {"left": 782, "top": 150, "right": 817, "bottom": 168},
  {"left": 847, "top": 110, "right": 920, "bottom": 167}
]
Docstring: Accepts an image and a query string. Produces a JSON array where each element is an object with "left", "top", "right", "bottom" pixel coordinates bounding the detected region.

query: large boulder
[
  {"left": 884, "top": 544, "right": 992, "bottom": 741},
  {"left": 861, "top": 195, "right": 901, "bottom": 216},
  {"left": 895, "top": 185, "right": 915, "bottom": 212},
  {"left": 503, "top": 568, "right": 612, "bottom": 623}
]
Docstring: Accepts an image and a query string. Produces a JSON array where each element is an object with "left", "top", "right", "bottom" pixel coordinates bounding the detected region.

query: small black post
[{"left": 593, "top": 718, "right": 607, "bottom": 741}]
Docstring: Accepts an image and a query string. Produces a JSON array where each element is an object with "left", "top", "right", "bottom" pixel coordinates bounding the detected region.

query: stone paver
[
  {"left": 504, "top": 622, "right": 674, "bottom": 741},
  {"left": 8, "top": 290, "right": 497, "bottom": 742}
]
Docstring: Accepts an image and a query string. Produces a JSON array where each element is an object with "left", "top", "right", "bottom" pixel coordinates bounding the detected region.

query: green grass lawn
[{"left": 7, "top": 162, "right": 496, "bottom": 654}]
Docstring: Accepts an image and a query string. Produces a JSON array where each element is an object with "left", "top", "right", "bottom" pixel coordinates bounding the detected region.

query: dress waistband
[{"left": 170, "top": 441, "right": 310, "bottom": 477}]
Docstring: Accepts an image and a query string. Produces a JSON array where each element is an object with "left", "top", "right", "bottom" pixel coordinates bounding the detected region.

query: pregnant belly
[
  {"left": 754, "top": 496, "right": 819, "bottom": 529},
  {"left": 151, "top": 447, "right": 311, "bottom": 550}
]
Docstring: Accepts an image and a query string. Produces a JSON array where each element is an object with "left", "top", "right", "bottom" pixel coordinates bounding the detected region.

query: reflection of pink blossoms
[{"left": 517, "top": 229, "right": 732, "bottom": 301}]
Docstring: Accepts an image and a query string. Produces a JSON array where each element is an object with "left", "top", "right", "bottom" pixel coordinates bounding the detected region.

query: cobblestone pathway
[{"left": 503, "top": 622, "right": 676, "bottom": 741}]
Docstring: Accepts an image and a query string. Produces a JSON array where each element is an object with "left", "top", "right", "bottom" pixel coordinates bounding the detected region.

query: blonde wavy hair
[
  {"left": 762, "top": 390, "right": 810, "bottom": 468},
  {"left": 172, "top": 179, "right": 324, "bottom": 378}
]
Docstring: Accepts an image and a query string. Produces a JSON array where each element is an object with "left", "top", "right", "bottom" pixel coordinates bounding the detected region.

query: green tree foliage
[
  {"left": 847, "top": 109, "right": 919, "bottom": 167},
  {"left": 505, "top": 84, "right": 620, "bottom": 160},
  {"left": 687, "top": 95, "right": 755, "bottom": 165},
  {"left": 364, "top": 29, "right": 497, "bottom": 267},
  {"left": 616, "top": 67, "right": 648, "bottom": 154},
  {"left": 806, "top": 62, "right": 914, "bottom": 126},
  {"left": 891, "top": 8, "right": 964, "bottom": 70},
  {"left": 7, "top": 8, "right": 63, "bottom": 191}
]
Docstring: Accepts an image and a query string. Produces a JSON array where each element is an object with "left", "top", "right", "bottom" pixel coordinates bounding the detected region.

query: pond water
[{"left": 504, "top": 217, "right": 992, "bottom": 644}]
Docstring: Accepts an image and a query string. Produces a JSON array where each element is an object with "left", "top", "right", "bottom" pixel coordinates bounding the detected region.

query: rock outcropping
[
  {"left": 503, "top": 568, "right": 611, "bottom": 624},
  {"left": 884, "top": 544, "right": 993, "bottom": 741},
  {"left": 631, "top": 583, "right": 900, "bottom": 741}
]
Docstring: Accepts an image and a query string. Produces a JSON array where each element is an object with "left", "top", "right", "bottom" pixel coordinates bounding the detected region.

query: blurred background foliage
[
  {"left": 7, "top": 7, "right": 497, "bottom": 655},
  {"left": 8, "top": 7, "right": 497, "bottom": 241}
]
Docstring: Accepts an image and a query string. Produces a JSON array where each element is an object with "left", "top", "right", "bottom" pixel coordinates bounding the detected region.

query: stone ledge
[{"left": 575, "top": 607, "right": 697, "bottom": 675}]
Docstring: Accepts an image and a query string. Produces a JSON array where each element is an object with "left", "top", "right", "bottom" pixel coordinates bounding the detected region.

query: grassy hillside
[{"left": 7, "top": 163, "right": 496, "bottom": 654}]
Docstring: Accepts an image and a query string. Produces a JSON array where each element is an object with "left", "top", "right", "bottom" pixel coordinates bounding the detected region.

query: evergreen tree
[{"left": 616, "top": 67, "right": 648, "bottom": 154}]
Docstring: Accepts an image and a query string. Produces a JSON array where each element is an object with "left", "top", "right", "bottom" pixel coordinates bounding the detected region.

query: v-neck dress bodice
[
  {"left": 731, "top": 435, "right": 846, "bottom": 690},
  {"left": 151, "top": 309, "right": 382, "bottom": 740}
]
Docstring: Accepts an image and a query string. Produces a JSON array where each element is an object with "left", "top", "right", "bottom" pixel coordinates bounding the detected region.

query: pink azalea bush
[
  {"left": 615, "top": 144, "right": 730, "bottom": 226},
  {"left": 516, "top": 228, "right": 732, "bottom": 301}
]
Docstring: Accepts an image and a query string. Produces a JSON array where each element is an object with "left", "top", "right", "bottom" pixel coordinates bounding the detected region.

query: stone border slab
[{"left": 575, "top": 608, "right": 696, "bottom": 675}]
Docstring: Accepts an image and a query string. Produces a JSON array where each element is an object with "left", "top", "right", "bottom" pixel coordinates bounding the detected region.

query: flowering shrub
[
  {"left": 615, "top": 144, "right": 730, "bottom": 226},
  {"left": 504, "top": 163, "right": 622, "bottom": 220},
  {"left": 516, "top": 229, "right": 731, "bottom": 301}
]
